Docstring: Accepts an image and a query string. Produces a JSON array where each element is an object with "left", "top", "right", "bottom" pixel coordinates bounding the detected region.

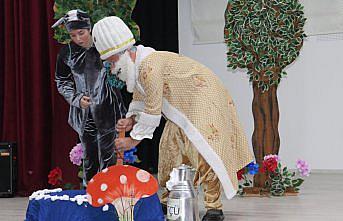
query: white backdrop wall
[
  {"left": 178, "top": 0, "right": 343, "bottom": 170},
  {"left": 190, "top": 0, "right": 343, "bottom": 44}
]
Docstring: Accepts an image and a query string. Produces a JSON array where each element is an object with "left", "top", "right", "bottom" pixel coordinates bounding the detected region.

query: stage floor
[{"left": 0, "top": 172, "right": 342, "bottom": 221}]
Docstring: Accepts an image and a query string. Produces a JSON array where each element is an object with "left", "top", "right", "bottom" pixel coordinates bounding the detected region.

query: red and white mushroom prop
[{"left": 86, "top": 165, "right": 158, "bottom": 220}]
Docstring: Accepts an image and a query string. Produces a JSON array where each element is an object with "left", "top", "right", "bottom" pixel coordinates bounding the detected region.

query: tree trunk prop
[
  {"left": 252, "top": 83, "right": 280, "bottom": 187},
  {"left": 224, "top": 0, "right": 306, "bottom": 190}
]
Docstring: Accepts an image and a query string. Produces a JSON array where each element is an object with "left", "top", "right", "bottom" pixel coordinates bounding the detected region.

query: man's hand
[
  {"left": 80, "top": 96, "right": 91, "bottom": 109},
  {"left": 116, "top": 117, "right": 134, "bottom": 132},
  {"left": 115, "top": 137, "right": 141, "bottom": 152}
]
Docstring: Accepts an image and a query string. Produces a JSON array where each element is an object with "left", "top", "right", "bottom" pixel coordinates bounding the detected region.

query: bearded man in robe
[{"left": 92, "top": 16, "right": 253, "bottom": 221}]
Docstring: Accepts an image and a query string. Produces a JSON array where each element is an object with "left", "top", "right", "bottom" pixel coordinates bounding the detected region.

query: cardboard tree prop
[{"left": 224, "top": 0, "right": 306, "bottom": 187}]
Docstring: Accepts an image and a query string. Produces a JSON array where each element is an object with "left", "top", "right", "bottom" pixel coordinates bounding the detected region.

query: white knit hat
[{"left": 92, "top": 16, "right": 135, "bottom": 60}]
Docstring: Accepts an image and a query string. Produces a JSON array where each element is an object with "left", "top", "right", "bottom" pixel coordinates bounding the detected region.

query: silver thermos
[{"left": 167, "top": 164, "right": 200, "bottom": 221}]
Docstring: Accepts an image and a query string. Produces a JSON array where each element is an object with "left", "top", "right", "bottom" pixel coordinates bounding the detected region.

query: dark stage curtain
[
  {"left": 0, "top": 0, "right": 78, "bottom": 196},
  {"left": 130, "top": 0, "right": 178, "bottom": 173},
  {"left": 0, "top": 0, "right": 5, "bottom": 133}
]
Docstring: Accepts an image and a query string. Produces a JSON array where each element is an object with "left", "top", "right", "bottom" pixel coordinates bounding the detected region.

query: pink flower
[
  {"left": 69, "top": 143, "right": 84, "bottom": 166},
  {"left": 264, "top": 154, "right": 280, "bottom": 162},
  {"left": 296, "top": 159, "right": 310, "bottom": 177}
]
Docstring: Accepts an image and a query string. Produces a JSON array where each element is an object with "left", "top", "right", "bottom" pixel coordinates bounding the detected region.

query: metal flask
[{"left": 167, "top": 164, "right": 200, "bottom": 221}]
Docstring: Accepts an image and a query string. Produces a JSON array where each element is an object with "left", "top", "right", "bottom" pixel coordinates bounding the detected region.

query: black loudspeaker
[{"left": 0, "top": 142, "right": 17, "bottom": 197}]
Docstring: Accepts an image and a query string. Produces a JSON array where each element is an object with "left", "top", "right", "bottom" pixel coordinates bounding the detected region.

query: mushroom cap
[{"left": 86, "top": 165, "right": 158, "bottom": 207}]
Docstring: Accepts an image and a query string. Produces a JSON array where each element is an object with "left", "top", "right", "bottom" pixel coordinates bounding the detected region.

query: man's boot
[{"left": 202, "top": 209, "right": 225, "bottom": 221}]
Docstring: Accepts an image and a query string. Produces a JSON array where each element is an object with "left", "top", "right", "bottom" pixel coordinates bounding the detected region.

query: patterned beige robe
[{"left": 127, "top": 51, "right": 254, "bottom": 199}]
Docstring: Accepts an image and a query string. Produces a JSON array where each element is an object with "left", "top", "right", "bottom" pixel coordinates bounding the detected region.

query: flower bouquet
[{"left": 237, "top": 155, "right": 310, "bottom": 196}]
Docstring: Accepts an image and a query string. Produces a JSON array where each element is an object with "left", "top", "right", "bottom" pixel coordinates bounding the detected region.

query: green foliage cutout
[
  {"left": 53, "top": 0, "right": 139, "bottom": 44},
  {"left": 224, "top": 0, "right": 306, "bottom": 92}
]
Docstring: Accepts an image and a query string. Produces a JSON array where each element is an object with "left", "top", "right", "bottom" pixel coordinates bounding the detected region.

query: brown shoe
[{"left": 202, "top": 209, "right": 225, "bottom": 221}]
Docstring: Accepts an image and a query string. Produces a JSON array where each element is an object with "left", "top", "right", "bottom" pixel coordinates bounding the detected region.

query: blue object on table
[{"left": 25, "top": 190, "right": 164, "bottom": 221}]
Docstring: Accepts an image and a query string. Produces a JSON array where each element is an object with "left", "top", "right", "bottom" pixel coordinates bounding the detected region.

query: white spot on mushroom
[
  {"left": 136, "top": 170, "right": 150, "bottom": 183},
  {"left": 102, "top": 168, "right": 109, "bottom": 173},
  {"left": 120, "top": 175, "right": 127, "bottom": 184},
  {"left": 100, "top": 183, "right": 108, "bottom": 191},
  {"left": 97, "top": 198, "right": 103, "bottom": 204},
  {"left": 89, "top": 179, "right": 94, "bottom": 183},
  {"left": 142, "top": 194, "right": 150, "bottom": 198},
  {"left": 102, "top": 204, "right": 109, "bottom": 211}
]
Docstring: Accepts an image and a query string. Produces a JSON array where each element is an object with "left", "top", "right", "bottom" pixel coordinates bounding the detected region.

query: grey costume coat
[{"left": 55, "top": 42, "right": 126, "bottom": 135}]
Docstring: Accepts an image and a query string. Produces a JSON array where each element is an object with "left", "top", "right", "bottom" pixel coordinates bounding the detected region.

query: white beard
[{"left": 111, "top": 51, "right": 136, "bottom": 93}]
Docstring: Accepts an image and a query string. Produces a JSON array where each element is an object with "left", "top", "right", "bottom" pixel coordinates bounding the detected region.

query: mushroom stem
[{"left": 113, "top": 197, "right": 137, "bottom": 221}]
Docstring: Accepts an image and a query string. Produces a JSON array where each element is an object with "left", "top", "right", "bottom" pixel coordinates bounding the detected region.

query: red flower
[
  {"left": 48, "top": 167, "right": 63, "bottom": 186},
  {"left": 263, "top": 158, "right": 278, "bottom": 173},
  {"left": 237, "top": 168, "right": 245, "bottom": 180},
  {"left": 259, "top": 166, "right": 266, "bottom": 173}
]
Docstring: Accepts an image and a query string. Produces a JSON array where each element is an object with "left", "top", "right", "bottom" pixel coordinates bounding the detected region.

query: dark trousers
[{"left": 79, "top": 113, "right": 117, "bottom": 185}]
